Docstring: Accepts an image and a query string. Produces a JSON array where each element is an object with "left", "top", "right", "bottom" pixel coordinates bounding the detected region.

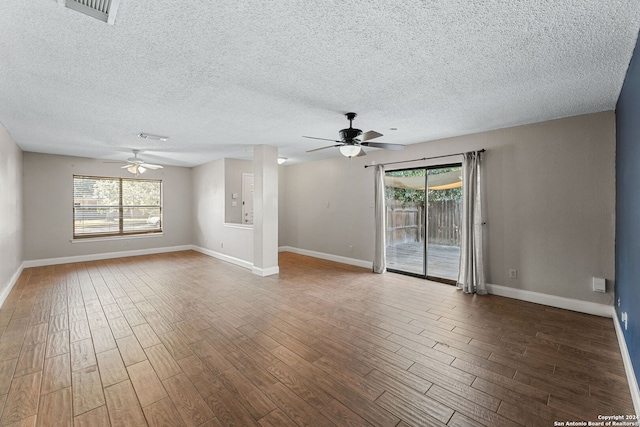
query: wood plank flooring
[{"left": 0, "top": 250, "right": 633, "bottom": 426}]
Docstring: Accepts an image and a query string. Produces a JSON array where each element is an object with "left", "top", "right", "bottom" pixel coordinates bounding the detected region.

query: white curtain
[
  {"left": 373, "top": 164, "right": 386, "bottom": 274},
  {"left": 457, "top": 151, "right": 486, "bottom": 294}
]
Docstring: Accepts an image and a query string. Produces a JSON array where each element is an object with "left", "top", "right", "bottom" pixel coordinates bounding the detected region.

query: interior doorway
[{"left": 385, "top": 164, "right": 462, "bottom": 283}]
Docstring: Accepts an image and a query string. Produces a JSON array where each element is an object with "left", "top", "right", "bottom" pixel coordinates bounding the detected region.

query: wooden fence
[{"left": 386, "top": 200, "right": 461, "bottom": 246}]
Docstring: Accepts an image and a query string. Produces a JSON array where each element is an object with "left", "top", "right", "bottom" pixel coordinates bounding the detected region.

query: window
[{"left": 73, "top": 175, "right": 162, "bottom": 239}]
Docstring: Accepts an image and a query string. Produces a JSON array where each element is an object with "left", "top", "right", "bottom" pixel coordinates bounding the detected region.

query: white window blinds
[{"left": 73, "top": 175, "right": 162, "bottom": 238}]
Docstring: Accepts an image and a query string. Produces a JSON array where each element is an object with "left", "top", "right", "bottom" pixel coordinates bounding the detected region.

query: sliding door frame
[{"left": 385, "top": 162, "right": 462, "bottom": 284}]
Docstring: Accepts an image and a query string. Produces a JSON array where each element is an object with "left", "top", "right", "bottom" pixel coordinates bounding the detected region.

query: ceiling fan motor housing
[
  {"left": 340, "top": 127, "right": 362, "bottom": 142},
  {"left": 304, "top": 111, "right": 404, "bottom": 154}
]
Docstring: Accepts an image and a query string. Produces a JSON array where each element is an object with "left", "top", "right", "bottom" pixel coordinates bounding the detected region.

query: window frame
[{"left": 73, "top": 175, "right": 163, "bottom": 239}]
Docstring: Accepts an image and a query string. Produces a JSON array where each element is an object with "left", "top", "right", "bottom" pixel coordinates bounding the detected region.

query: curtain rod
[{"left": 363, "top": 149, "right": 485, "bottom": 169}]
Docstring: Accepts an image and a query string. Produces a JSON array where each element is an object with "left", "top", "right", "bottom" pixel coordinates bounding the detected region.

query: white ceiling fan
[{"left": 111, "top": 150, "right": 163, "bottom": 176}]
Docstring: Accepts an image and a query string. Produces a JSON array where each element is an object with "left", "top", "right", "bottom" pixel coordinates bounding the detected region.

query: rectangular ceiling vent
[{"left": 63, "top": 0, "right": 121, "bottom": 25}]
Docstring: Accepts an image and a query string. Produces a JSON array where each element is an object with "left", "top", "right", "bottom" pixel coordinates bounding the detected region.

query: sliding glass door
[
  {"left": 385, "top": 169, "right": 426, "bottom": 275},
  {"left": 385, "top": 164, "right": 462, "bottom": 283}
]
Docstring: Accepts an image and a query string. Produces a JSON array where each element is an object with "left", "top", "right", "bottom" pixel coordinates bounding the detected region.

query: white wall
[
  {"left": 0, "top": 123, "right": 23, "bottom": 296},
  {"left": 192, "top": 158, "right": 253, "bottom": 264},
  {"left": 252, "top": 145, "right": 279, "bottom": 275},
  {"left": 280, "top": 112, "right": 616, "bottom": 305},
  {"left": 23, "top": 152, "right": 193, "bottom": 261}
]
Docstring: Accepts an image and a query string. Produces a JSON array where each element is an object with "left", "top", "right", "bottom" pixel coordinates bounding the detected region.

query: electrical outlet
[
  {"left": 509, "top": 269, "right": 517, "bottom": 279},
  {"left": 349, "top": 245, "right": 354, "bottom": 252},
  {"left": 220, "top": 242, "right": 224, "bottom": 249},
  {"left": 618, "top": 298, "right": 621, "bottom": 307},
  {"left": 622, "top": 312, "right": 628, "bottom": 330}
]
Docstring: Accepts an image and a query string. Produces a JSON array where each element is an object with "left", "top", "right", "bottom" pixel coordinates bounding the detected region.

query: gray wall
[
  {"left": 13, "top": 111, "right": 616, "bottom": 306},
  {"left": 0, "top": 123, "right": 23, "bottom": 293},
  {"left": 280, "top": 157, "right": 374, "bottom": 262},
  {"left": 224, "top": 158, "right": 253, "bottom": 224},
  {"left": 192, "top": 158, "right": 254, "bottom": 263},
  {"left": 280, "top": 111, "right": 616, "bottom": 305},
  {"left": 23, "top": 152, "right": 193, "bottom": 261}
]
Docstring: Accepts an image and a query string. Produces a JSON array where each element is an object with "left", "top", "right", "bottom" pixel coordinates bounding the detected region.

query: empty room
[{"left": 1, "top": 1, "right": 640, "bottom": 426}]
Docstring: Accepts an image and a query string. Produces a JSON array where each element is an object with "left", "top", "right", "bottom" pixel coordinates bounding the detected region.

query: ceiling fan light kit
[
  {"left": 305, "top": 112, "right": 405, "bottom": 158},
  {"left": 107, "top": 149, "right": 164, "bottom": 176},
  {"left": 127, "top": 165, "right": 146, "bottom": 174},
  {"left": 339, "top": 145, "right": 361, "bottom": 158}
]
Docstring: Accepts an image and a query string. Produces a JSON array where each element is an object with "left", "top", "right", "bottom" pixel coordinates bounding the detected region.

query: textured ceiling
[{"left": 0, "top": 1, "right": 639, "bottom": 166}]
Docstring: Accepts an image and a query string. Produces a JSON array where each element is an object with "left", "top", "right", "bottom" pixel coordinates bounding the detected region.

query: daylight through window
[{"left": 73, "top": 175, "right": 162, "bottom": 238}]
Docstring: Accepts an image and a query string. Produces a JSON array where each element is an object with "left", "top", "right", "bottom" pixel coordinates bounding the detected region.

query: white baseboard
[
  {"left": 191, "top": 246, "right": 253, "bottom": 271},
  {"left": 612, "top": 307, "right": 640, "bottom": 418},
  {"left": 192, "top": 246, "right": 279, "bottom": 276},
  {"left": 25, "top": 244, "right": 267, "bottom": 276},
  {"left": 0, "top": 262, "right": 25, "bottom": 308},
  {"left": 279, "top": 246, "right": 373, "bottom": 269},
  {"left": 23, "top": 245, "right": 193, "bottom": 268},
  {"left": 252, "top": 266, "right": 280, "bottom": 277},
  {"left": 485, "top": 283, "right": 612, "bottom": 318}
]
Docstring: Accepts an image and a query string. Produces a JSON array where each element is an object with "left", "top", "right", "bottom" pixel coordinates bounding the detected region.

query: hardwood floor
[{"left": 0, "top": 250, "right": 633, "bottom": 426}]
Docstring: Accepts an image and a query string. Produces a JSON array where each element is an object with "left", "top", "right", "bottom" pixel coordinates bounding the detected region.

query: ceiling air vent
[{"left": 63, "top": 0, "right": 121, "bottom": 25}]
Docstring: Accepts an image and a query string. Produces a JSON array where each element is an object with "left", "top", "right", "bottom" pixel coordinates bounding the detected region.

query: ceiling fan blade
[
  {"left": 359, "top": 130, "right": 383, "bottom": 142},
  {"left": 355, "top": 148, "right": 367, "bottom": 157},
  {"left": 121, "top": 164, "right": 132, "bottom": 169},
  {"left": 306, "top": 144, "right": 342, "bottom": 153},
  {"left": 362, "top": 142, "right": 405, "bottom": 150},
  {"left": 303, "top": 136, "right": 341, "bottom": 142},
  {"left": 143, "top": 163, "right": 163, "bottom": 169}
]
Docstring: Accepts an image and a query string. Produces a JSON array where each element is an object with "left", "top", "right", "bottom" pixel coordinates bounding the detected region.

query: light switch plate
[{"left": 593, "top": 277, "right": 606, "bottom": 293}]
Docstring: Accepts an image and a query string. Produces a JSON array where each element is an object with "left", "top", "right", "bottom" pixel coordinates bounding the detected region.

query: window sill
[
  {"left": 71, "top": 233, "right": 164, "bottom": 243},
  {"left": 223, "top": 223, "right": 253, "bottom": 230}
]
